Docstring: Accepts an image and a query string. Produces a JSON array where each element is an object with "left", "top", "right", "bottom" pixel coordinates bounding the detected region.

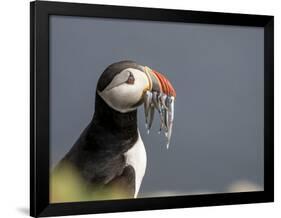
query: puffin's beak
[
  {"left": 142, "top": 66, "right": 176, "bottom": 149},
  {"left": 143, "top": 66, "right": 176, "bottom": 98}
]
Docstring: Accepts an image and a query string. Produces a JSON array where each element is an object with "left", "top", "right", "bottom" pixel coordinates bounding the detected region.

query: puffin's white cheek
[
  {"left": 98, "top": 68, "right": 150, "bottom": 113},
  {"left": 98, "top": 84, "right": 144, "bottom": 113},
  {"left": 112, "top": 84, "right": 143, "bottom": 106}
]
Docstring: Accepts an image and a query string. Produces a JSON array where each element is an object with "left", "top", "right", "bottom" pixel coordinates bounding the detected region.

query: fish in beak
[{"left": 142, "top": 66, "right": 176, "bottom": 149}]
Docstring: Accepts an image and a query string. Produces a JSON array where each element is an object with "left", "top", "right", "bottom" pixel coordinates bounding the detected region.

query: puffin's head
[
  {"left": 97, "top": 61, "right": 176, "bottom": 112},
  {"left": 97, "top": 60, "right": 176, "bottom": 148}
]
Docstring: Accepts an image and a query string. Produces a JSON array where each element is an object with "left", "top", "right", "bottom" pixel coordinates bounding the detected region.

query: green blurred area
[{"left": 50, "top": 163, "right": 131, "bottom": 203}]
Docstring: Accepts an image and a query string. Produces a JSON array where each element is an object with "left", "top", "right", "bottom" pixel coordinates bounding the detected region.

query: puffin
[{"left": 53, "top": 60, "right": 176, "bottom": 201}]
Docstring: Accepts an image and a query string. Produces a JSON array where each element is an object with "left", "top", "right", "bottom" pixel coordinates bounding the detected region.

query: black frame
[{"left": 30, "top": 1, "right": 274, "bottom": 217}]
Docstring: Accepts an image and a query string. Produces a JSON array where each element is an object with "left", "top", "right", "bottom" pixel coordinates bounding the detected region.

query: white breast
[{"left": 124, "top": 130, "right": 147, "bottom": 198}]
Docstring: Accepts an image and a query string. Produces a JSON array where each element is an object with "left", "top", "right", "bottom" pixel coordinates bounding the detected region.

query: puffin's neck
[{"left": 91, "top": 94, "right": 138, "bottom": 134}]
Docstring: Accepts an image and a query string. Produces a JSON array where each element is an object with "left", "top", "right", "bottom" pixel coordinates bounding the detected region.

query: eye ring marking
[{"left": 126, "top": 72, "right": 135, "bottom": 85}]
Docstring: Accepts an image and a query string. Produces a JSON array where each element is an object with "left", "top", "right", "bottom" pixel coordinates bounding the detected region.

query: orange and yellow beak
[{"left": 143, "top": 66, "right": 176, "bottom": 98}]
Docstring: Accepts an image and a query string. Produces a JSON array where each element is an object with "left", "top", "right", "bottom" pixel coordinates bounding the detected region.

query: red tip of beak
[{"left": 151, "top": 70, "right": 176, "bottom": 97}]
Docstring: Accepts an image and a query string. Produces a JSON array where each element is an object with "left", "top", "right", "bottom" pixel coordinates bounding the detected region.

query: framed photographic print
[{"left": 30, "top": 1, "right": 274, "bottom": 217}]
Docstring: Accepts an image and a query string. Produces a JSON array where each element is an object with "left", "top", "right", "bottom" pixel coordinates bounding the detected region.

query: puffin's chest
[{"left": 124, "top": 131, "right": 147, "bottom": 197}]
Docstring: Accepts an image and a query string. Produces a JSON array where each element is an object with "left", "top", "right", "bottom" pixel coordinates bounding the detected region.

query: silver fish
[
  {"left": 152, "top": 92, "right": 160, "bottom": 113},
  {"left": 144, "top": 91, "right": 152, "bottom": 128},
  {"left": 166, "top": 96, "right": 175, "bottom": 149},
  {"left": 165, "top": 96, "right": 172, "bottom": 130},
  {"left": 143, "top": 90, "right": 175, "bottom": 148},
  {"left": 159, "top": 108, "right": 166, "bottom": 134},
  {"left": 156, "top": 93, "right": 165, "bottom": 133},
  {"left": 160, "top": 94, "right": 168, "bottom": 109},
  {"left": 147, "top": 104, "right": 155, "bottom": 134}
]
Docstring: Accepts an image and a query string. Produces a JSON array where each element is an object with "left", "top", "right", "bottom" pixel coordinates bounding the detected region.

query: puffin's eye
[{"left": 126, "top": 72, "right": 135, "bottom": 85}]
